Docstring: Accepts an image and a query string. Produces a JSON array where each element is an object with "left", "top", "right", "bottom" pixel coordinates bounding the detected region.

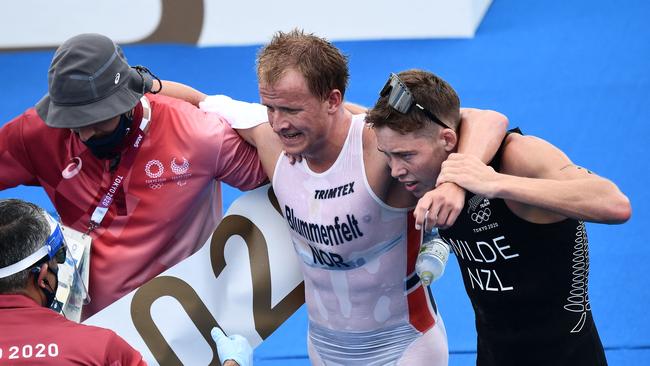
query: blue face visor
[
  {"left": 0, "top": 212, "right": 91, "bottom": 313},
  {"left": 0, "top": 214, "right": 66, "bottom": 278}
]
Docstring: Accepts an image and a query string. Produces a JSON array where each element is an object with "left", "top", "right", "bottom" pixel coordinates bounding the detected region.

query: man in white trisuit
[
  {"left": 162, "top": 29, "right": 508, "bottom": 365},
  {"left": 274, "top": 112, "right": 446, "bottom": 365}
]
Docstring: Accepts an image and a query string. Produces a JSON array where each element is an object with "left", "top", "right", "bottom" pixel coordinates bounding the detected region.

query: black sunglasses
[
  {"left": 32, "top": 245, "right": 66, "bottom": 272},
  {"left": 380, "top": 73, "right": 451, "bottom": 129},
  {"left": 53, "top": 245, "right": 66, "bottom": 264},
  {"left": 37, "top": 245, "right": 66, "bottom": 267}
]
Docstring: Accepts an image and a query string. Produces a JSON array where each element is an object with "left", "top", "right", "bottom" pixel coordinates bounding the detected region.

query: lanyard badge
[{"left": 86, "top": 96, "right": 152, "bottom": 235}]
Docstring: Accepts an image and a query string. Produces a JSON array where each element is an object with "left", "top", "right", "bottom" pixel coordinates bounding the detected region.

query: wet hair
[
  {"left": 256, "top": 28, "right": 349, "bottom": 100},
  {"left": 366, "top": 69, "right": 460, "bottom": 134}
]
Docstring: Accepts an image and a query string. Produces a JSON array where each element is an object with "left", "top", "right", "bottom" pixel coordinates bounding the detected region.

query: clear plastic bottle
[{"left": 416, "top": 230, "right": 450, "bottom": 286}]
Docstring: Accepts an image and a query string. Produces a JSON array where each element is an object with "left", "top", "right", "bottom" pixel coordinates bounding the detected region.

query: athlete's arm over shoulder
[
  {"left": 196, "top": 95, "right": 283, "bottom": 178},
  {"left": 415, "top": 108, "right": 508, "bottom": 229},
  {"left": 169, "top": 98, "right": 267, "bottom": 190},
  {"left": 157, "top": 81, "right": 262, "bottom": 144},
  {"left": 457, "top": 108, "right": 509, "bottom": 163},
  {"left": 158, "top": 80, "right": 276, "bottom": 154},
  {"left": 438, "top": 133, "right": 632, "bottom": 224},
  {"left": 157, "top": 80, "right": 207, "bottom": 107},
  {"left": 344, "top": 102, "right": 368, "bottom": 115}
]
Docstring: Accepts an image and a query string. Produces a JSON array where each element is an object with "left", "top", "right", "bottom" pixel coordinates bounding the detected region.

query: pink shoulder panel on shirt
[{"left": 146, "top": 94, "right": 266, "bottom": 189}]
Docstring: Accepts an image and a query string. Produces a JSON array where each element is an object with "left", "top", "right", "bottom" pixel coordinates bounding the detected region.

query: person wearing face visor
[
  {"left": 0, "top": 33, "right": 267, "bottom": 321},
  {"left": 0, "top": 199, "right": 253, "bottom": 366},
  {"left": 0, "top": 198, "right": 146, "bottom": 365}
]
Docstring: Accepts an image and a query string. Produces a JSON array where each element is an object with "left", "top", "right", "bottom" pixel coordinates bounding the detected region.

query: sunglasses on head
[{"left": 380, "top": 73, "right": 451, "bottom": 129}]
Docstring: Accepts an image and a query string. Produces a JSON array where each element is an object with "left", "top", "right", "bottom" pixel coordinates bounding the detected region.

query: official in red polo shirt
[
  {"left": 0, "top": 198, "right": 145, "bottom": 365},
  {"left": 0, "top": 33, "right": 266, "bottom": 319},
  {"left": 0, "top": 199, "right": 251, "bottom": 366}
]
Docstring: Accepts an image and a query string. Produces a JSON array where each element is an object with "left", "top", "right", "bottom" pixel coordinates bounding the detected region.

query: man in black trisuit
[{"left": 367, "top": 69, "right": 631, "bottom": 365}]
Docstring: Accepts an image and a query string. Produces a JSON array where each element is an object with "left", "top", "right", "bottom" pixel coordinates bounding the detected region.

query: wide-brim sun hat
[{"left": 35, "top": 33, "right": 152, "bottom": 129}]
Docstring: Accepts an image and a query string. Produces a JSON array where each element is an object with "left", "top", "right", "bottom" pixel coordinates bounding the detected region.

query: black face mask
[
  {"left": 83, "top": 114, "right": 133, "bottom": 160},
  {"left": 32, "top": 265, "right": 59, "bottom": 310}
]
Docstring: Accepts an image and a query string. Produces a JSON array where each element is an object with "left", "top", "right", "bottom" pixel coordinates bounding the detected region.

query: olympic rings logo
[{"left": 471, "top": 208, "right": 491, "bottom": 224}]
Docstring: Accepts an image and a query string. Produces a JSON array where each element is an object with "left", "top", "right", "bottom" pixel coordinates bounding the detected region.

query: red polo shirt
[
  {"left": 0, "top": 94, "right": 266, "bottom": 318},
  {"left": 0, "top": 294, "right": 145, "bottom": 365}
]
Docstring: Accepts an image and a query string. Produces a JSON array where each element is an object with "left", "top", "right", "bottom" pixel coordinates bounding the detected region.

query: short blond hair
[{"left": 256, "top": 29, "right": 349, "bottom": 100}]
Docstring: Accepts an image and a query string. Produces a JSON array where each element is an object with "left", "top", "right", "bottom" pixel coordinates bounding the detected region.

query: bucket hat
[{"left": 35, "top": 33, "right": 153, "bottom": 129}]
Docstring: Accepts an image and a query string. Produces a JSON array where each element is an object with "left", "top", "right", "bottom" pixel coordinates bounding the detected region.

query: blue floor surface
[{"left": 1, "top": 0, "right": 648, "bottom": 364}]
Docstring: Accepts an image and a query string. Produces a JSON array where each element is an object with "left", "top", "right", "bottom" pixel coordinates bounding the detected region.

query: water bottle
[{"left": 416, "top": 230, "right": 450, "bottom": 286}]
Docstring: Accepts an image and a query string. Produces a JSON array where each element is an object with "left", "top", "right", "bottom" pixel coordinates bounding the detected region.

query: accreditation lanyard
[{"left": 87, "top": 96, "right": 152, "bottom": 234}]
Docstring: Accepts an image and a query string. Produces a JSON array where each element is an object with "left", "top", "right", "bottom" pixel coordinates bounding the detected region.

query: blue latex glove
[{"left": 211, "top": 327, "right": 253, "bottom": 366}]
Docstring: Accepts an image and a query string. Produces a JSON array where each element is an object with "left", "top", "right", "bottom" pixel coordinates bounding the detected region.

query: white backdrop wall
[{"left": 0, "top": 0, "right": 491, "bottom": 49}]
